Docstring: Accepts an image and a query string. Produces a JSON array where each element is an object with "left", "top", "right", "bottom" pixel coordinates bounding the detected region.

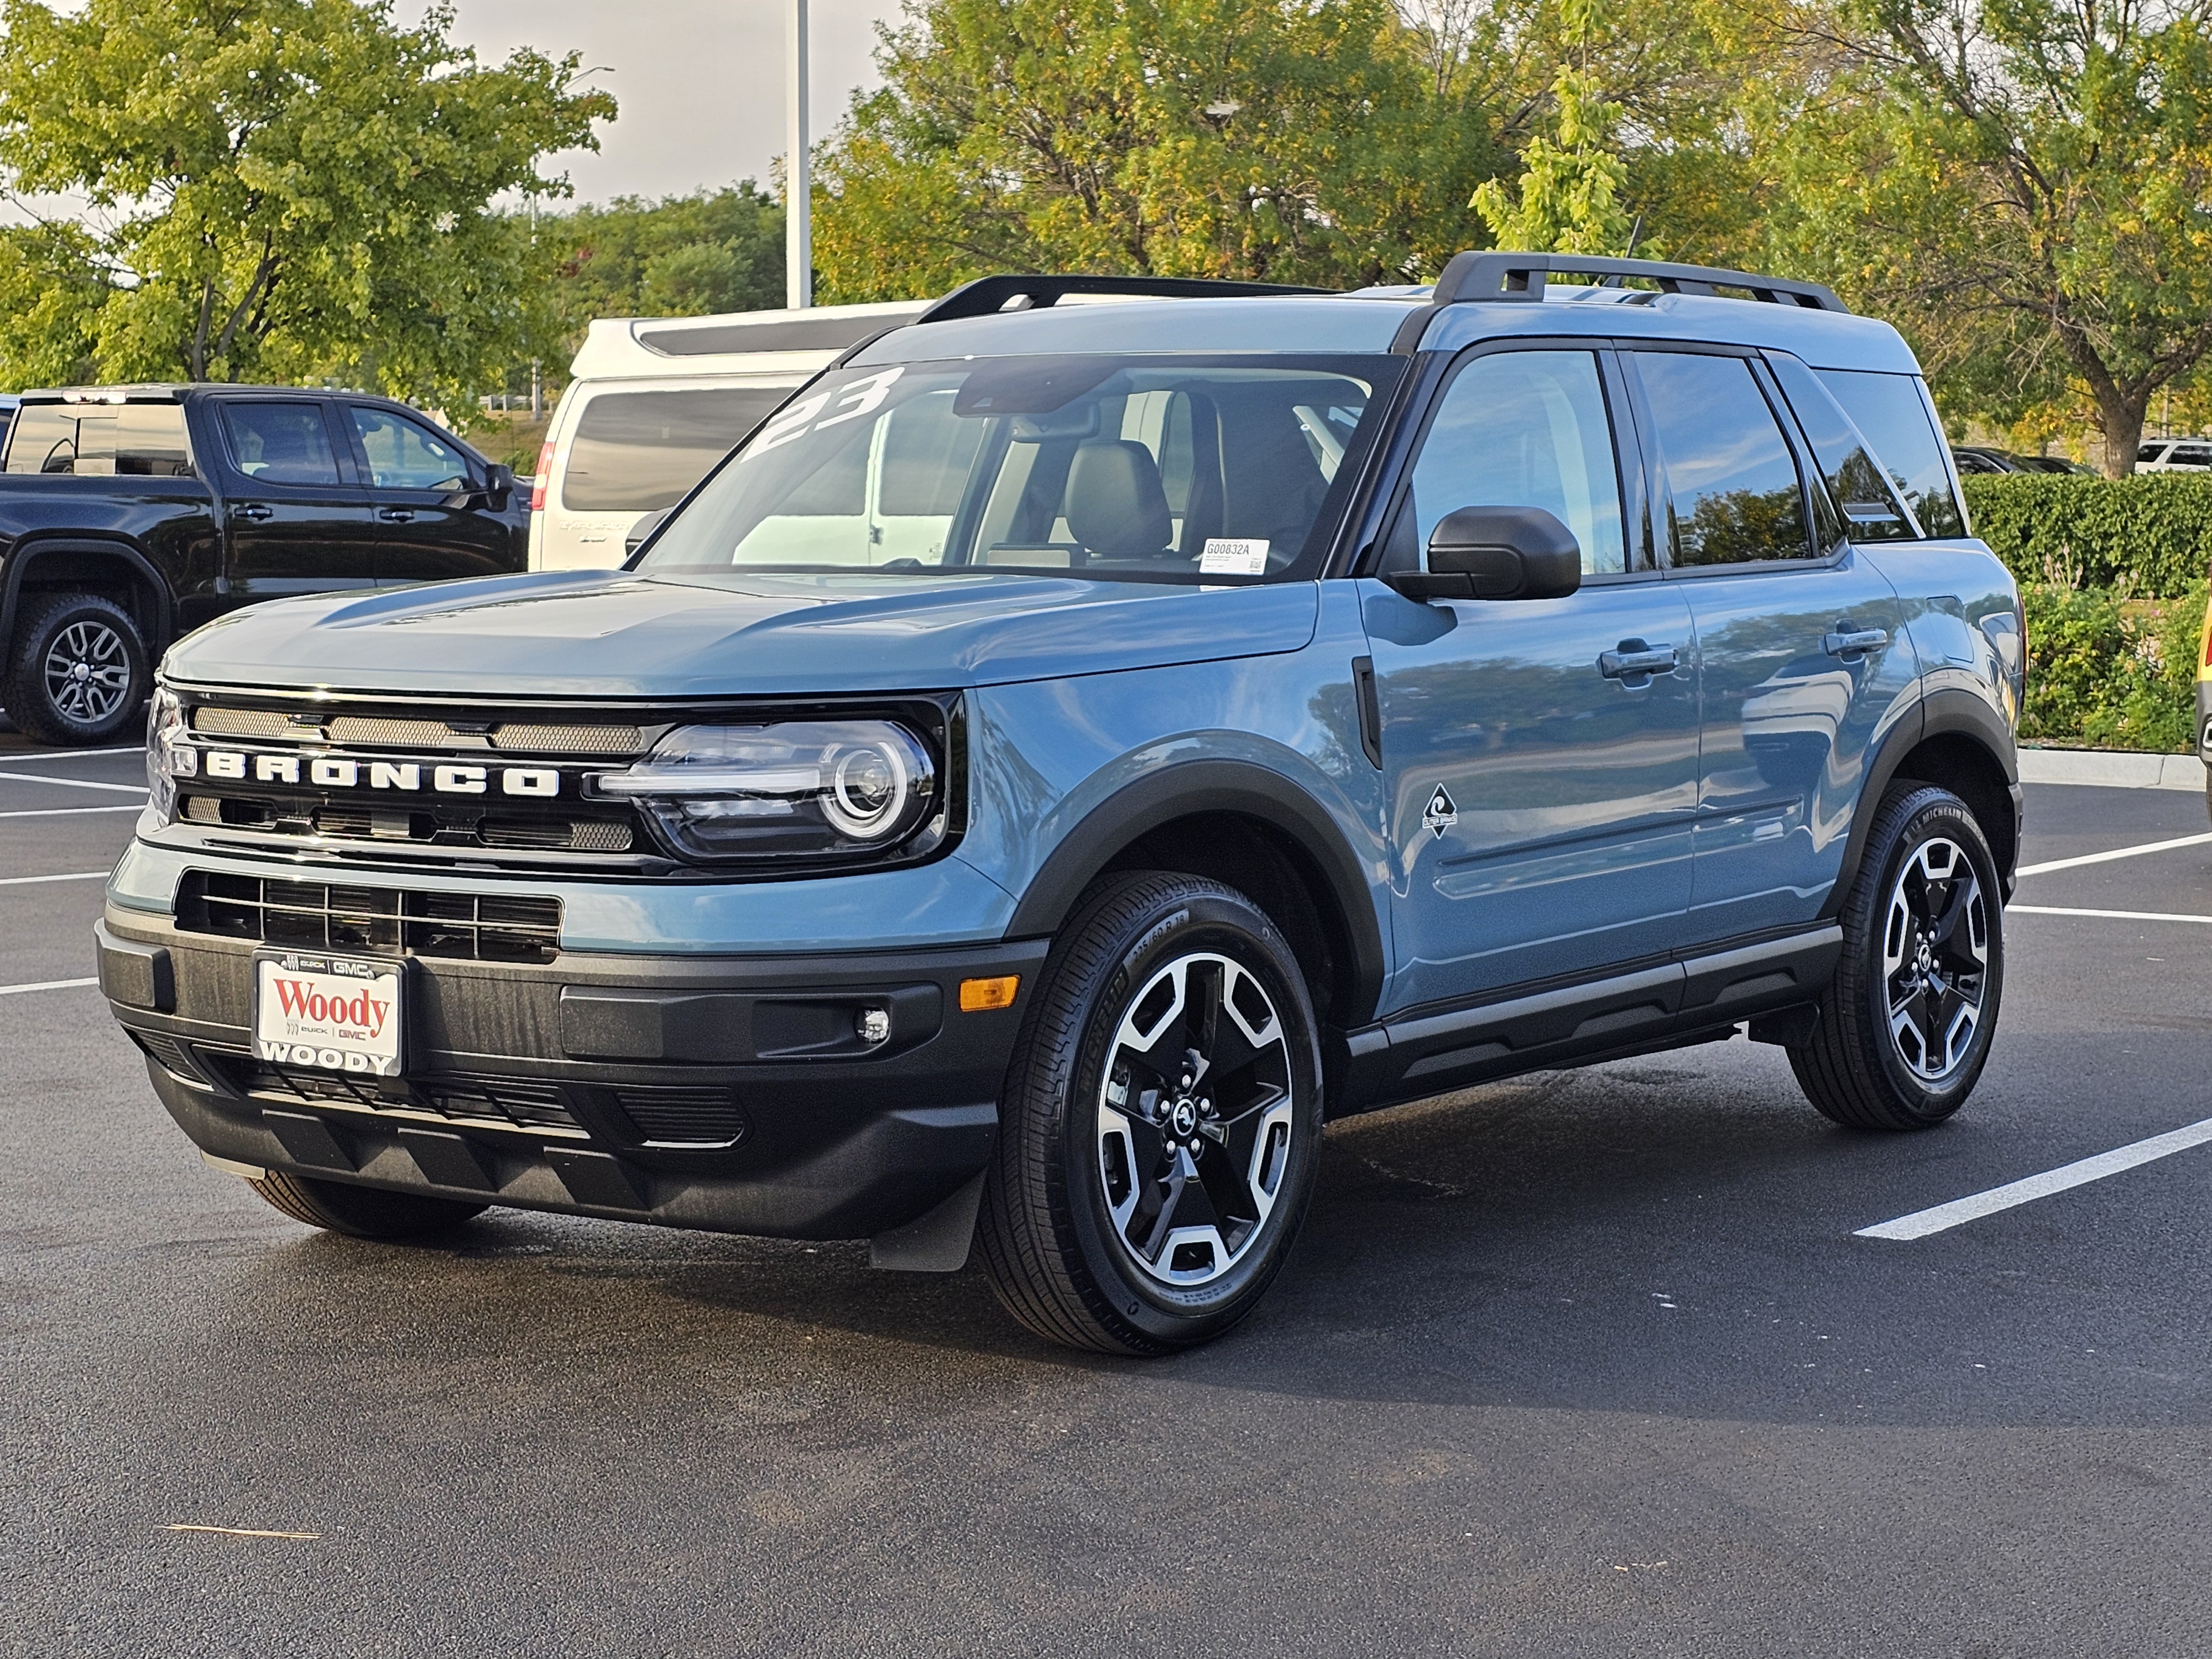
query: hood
[{"left": 162, "top": 568, "right": 1321, "bottom": 698}]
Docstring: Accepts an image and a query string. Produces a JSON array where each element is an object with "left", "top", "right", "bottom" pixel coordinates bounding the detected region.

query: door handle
[
  {"left": 1599, "top": 640, "right": 1678, "bottom": 680},
  {"left": 377, "top": 507, "right": 416, "bottom": 523},
  {"left": 232, "top": 502, "right": 274, "bottom": 522},
  {"left": 1824, "top": 626, "right": 1890, "bottom": 659}
]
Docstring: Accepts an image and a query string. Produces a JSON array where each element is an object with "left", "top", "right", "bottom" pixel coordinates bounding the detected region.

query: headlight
[
  {"left": 591, "top": 721, "right": 939, "bottom": 863},
  {"left": 145, "top": 684, "right": 194, "bottom": 823}
]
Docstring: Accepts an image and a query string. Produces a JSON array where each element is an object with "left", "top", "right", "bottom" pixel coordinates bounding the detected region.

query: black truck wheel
[
  {"left": 977, "top": 872, "right": 1323, "bottom": 1354},
  {"left": 248, "top": 1170, "right": 487, "bottom": 1239},
  {"left": 3, "top": 592, "right": 152, "bottom": 746},
  {"left": 1790, "top": 784, "right": 2005, "bottom": 1130}
]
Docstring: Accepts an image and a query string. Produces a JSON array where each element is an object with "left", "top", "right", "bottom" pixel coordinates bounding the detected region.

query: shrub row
[
  {"left": 1962, "top": 473, "right": 2212, "bottom": 598},
  {"left": 2018, "top": 581, "right": 2207, "bottom": 752}
]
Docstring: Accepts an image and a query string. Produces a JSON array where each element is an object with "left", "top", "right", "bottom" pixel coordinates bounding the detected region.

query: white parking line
[
  {"left": 0, "top": 977, "right": 97, "bottom": 997},
  {"left": 2011, "top": 904, "right": 2212, "bottom": 925},
  {"left": 0, "top": 745, "right": 139, "bottom": 761},
  {"left": 0, "top": 870, "right": 107, "bottom": 886},
  {"left": 1856, "top": 1118, "right": 2212, "bottom": 1240},
  {"left": 0, "top": 769, "right": 145, "bottom": 795},
  {"left": 0, "top": 804, "right": 144, "bottom": 820},
  {"left": 2015, "top": 831, "right": 2212, "bottom": 878}
]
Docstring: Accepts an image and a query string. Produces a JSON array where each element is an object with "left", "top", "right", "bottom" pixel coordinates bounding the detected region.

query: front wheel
[
  {"left": 977, "top": 873, "right": 1323, "bottom": 1354},
  {"left": 1790, "top": 784, "right": 2005, "bottom": 1130}
]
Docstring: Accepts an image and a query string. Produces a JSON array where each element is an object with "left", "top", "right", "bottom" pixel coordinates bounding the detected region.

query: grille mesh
[
  {"left": 613, "top": 1086, "right": 750, "bottom": 1147},
  {"left": 194, "top": 707, "right": 295, "bottom": 740},
  {"left": 231, "top": 1056, "right": 587, "bottom": 1136},
  {"left": 188, "top": 703, "right": 645, "bottom": 757}
]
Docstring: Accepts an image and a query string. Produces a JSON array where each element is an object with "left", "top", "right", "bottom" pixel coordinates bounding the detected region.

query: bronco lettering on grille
[{"left": 199, "top": 749, "right": 564, "bottom": 797}]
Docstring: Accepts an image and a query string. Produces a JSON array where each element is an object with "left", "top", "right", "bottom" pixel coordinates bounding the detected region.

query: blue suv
[{"left": 100, "top": 255, "right": 2024, "bottom": 1353}]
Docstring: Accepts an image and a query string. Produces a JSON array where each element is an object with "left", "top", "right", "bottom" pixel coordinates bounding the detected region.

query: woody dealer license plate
[{"left": 253, "top": 952, "right": 405, "bottom": 1077}]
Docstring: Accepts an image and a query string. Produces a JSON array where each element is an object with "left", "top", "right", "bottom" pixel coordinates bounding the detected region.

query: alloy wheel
[
  {"left": 1881, "top": 836, "right": 1988, "bottom": 1082},
  {"left": 42, "top": 619, "right": 132, "bottom": 726},
  {"left": 1094, "top": 951, "right": 1297, "bottom": 1288}
]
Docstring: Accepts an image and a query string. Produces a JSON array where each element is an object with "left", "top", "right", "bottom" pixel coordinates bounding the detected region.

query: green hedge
[
  {"left": 1963, "top": 473, "right": 2212, "bottom": 598},
  {"left": 2019, "top": 581, "right": 2206, "bottom": 751}
]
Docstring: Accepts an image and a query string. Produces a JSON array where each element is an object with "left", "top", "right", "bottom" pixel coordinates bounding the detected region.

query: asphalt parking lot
[{"left": 3, "top": 730, "right": 2209, "bottom": 1657}]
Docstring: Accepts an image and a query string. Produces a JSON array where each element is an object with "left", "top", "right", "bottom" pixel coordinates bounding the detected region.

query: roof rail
[
  {"left": 912, "top": 272, "right": 1335, "bottom": 326},
  {"left": 1430, "top": 252, "right": 1845, "bottom": 312}
]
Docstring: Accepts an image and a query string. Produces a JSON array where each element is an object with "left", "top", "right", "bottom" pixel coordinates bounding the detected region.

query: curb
[{"left": 2018, "top": 747, "right": 2207, "bottom": 791}]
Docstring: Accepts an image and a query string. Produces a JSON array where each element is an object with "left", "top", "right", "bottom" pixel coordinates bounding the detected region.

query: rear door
[
  {"left": 210, "top": 398, "right": 379, "bottom": 603},
  {"left": 1624, "top": 347, "right": 1914, "bottom": 946},
  {"left": 539, "top": 381, "right": 797, "bottom": 568},
  {"left": 341, "top": 403, "right": 518, "bottom": 584}
]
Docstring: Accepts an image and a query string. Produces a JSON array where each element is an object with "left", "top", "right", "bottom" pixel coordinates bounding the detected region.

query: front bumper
[{"left": 96, "top": 909, "right": 1045, "bottom": 1241}]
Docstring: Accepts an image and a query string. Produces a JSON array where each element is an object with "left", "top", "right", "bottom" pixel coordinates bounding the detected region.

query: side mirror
[
  {"left": 625, "top": 506, "right": 671, "bottom": 559},
  {"left": 1386, "top": 505, "right": 1583, "bottom": 603},
  {"left": 482, "top": 462, "right": 515, "bottom": 505}
]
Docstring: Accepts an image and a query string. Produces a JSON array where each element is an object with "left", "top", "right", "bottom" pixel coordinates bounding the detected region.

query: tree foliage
[
  {"left": 1472, "top": 0, "right": 1640, "bottom": 254},
  {"left": 1762, "top": 0, "right": 2212, "bottom": 474},
  {"left": 537, "top": 185, "right": 786, "bottom": 335},
  {"left": 0, "top": 0, "right": 612, "bottom": 406}
]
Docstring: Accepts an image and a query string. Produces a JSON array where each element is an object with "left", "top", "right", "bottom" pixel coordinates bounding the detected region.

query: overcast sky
[{"left": 411, "top": 0, "right": 907, "bottom": 206}]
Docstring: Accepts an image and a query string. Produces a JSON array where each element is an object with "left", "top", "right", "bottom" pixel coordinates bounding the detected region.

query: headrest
[{"left": 1065, "top": 441, "right": 1173, "bottom": 559}]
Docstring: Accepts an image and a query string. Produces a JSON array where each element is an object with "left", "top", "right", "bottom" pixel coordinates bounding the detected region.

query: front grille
[
  {"left": 612, "top": 1086, "right": 750, "bottom": 1147},
  {"left": 178, "top": 794, "right": 637, "bottom": 856},
  {"left": 177, "top": 873, "right": 562, "bottom": 964},
  {"left": 192, "top": 705, "right": 646, "bottom": 756},
  {"left": 216, "top": 1051, "right": 587, "bottom": 1137}
]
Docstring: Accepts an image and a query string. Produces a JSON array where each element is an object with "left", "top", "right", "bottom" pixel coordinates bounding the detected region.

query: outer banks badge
[{"left": 1423, "top": 785, "right": 1458, "bottom": 838}]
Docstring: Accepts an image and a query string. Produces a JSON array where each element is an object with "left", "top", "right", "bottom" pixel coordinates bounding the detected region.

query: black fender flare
[
  {"left": 1826, "top": 688, "right": 2020, "bottom": 912},
  {"left": 1003, "top": 758, "right": 1390, "bottom": 1027},
  {"left": 0, "top": 535, "right": 177, "bottom": 660}
]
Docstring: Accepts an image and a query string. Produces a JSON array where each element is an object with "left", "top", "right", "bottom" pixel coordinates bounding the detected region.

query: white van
[
  {"left": 2137, "top": 437, "right": 2212, "bottom": 473},
  {"left": 528, "top": 301, "right": 925, "bottom": 570}
]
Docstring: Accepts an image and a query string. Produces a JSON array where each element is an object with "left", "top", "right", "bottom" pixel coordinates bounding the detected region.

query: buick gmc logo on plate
[{"left": 201, "top": 749, "right": 562, "bottom": 797}]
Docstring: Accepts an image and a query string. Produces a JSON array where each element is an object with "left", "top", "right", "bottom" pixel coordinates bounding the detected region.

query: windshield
[{"left": 638, "top": 354, "right": 1405, "bottom": 582}]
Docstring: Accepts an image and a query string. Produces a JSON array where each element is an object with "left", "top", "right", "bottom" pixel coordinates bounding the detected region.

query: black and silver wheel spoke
[
  {"left": 1096, "top": 951, "right": 1296, "bottom": 1287},
  {"left": 43, "top": 619, "right": 131, "bottom": 724},
  {"left": 1881, "top": 836, "right": 1987, "bottom": 1082}
]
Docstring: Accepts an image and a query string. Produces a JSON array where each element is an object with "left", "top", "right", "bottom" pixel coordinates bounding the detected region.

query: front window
[{"left": 638, "top": 355, "right": 1404, "bottom": 582}]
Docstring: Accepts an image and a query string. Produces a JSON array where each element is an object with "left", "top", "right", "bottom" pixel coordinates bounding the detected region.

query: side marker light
[{"left": 959, "top": 975, "right": 1020, "bottom": 1013}]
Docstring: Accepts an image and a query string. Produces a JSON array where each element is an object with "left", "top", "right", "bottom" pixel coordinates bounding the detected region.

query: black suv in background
[{"left": 0, "top": 384, "right": 525, "bottom": 745}]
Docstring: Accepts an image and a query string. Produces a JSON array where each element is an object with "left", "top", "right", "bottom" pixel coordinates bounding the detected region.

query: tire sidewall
[
  {"left": 1856, "top": 790, "right": 2005, "bottom": 1117},
  {"left": 1047, "top": 884, "right": 1323, "bottom": 1349},
  {"left": 12, "top": 594, "right": 150, "bottom": 744}
]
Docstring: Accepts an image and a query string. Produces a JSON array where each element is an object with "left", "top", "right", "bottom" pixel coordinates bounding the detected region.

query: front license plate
[{"left": 253, "top": 951, "right": 405, "bottom": 1077}]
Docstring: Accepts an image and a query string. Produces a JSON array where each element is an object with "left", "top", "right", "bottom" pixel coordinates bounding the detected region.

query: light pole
[{"left": 786, "top": 0, "right": 811, "bottom": 310}]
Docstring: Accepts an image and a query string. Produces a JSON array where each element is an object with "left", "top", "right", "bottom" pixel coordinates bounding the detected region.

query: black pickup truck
[{"left": 0, "top": 384, "right": 526, "bottom": 745}]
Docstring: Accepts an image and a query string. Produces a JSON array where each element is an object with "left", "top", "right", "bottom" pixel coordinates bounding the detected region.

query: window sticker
[{"left": 1199, "top": 538, "right": 1269, "bottom": 576}]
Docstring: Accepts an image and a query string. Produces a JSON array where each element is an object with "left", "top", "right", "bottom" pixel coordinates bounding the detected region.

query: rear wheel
[
  {"left": 1791, "top": 784, "right": 2004, "bottom": 1130},
  {"left": 3, "top": 591, "right": 151, "bottom": 746},
  {"left": 247, "top": 1170, "right": 487, "bottom": 1239},
  {"left": 978, "top": 872, "right": 1323, "bottom": 1354}
]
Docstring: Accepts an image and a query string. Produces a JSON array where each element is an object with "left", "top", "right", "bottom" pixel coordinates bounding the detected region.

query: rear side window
[
  {"left": 562, "top": 387, "right": 791, "bottom": 513},
  {"left": 1768, "top": 356, "right": 1916, "bottom": 540},
  {"left": 350, "top": 407, "right": 471, "bottom": 490},
  {"left": 1633, "top": 352, "right": 1811, "bottom": 565},
  {"left": 222, "top": 402, "right": 341, "bottom": 486},
  {"left": 2140, "top": 443, "right": 2168, "bottom": 463},
  {"left": 4, "top": 402, "right": 191, "bottom": 476},
  {"left": 1814, "top": 369, "right": 1963, "bottom": 537}
]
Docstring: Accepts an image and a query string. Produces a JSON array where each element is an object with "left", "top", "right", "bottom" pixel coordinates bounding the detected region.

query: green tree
[
  {"left": 1471, "top": 0, "right": 1640, "bottom": 254},
  {"left": 538, "top": 184, "right": 786, "bottom": 333},
  {"left": 0, "top": 0, "right": 613, "bottom": 407},
  {"left": 813, "top": 0, "right": 1496, "bottom": 299},
  {"left": 1764, "top": 0, "right": 2212, "bottom": 475}
]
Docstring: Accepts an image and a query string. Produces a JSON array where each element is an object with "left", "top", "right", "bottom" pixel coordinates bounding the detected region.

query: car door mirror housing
[
  {"left": 482, "top": 462, "right": 515, "bottom": 504},
  {"left": 1386, "top": 506, "right": 1583, "bottom": 602}
]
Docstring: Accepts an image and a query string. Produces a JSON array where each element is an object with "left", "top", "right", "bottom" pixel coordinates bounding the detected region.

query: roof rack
[
  {"left": 1430, "top": 252, "right": 1845, "bottom": 312},
  {"left": 912, "top": 273, "right": 1335, "bottom": 326}
]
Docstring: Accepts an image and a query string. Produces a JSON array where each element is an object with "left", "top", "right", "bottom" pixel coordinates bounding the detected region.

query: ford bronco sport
[{"left": 98, "top": 255, "right": 2024, "bottom": 1354}]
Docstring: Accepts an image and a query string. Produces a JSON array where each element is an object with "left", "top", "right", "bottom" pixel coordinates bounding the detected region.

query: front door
[
  {"left": 1625, "top": 348, "right": 1914, "bottom": 945},
  {"left": 212, "top": 399, "right": 378, "bottom": 604},
  {"left": 1363, "top": 345, "right": 1699, "bottom": 1014},
  {"left": 343, "top": 404, "right": 519, "bottom": 583}
]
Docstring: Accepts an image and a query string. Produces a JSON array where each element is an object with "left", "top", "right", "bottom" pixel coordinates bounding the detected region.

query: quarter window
[
  {"left": 1814, "top": 369, "right": 1965, "bottom": 537},
  {"left": 221, "top": 403, "right": 341, "bottom": 487},
  {"left": 1400, "top": 350, "right": 1629, "bottom": 576},
  {"left": 1635, "top": 353, "right": 1810, "bottom": 566}
]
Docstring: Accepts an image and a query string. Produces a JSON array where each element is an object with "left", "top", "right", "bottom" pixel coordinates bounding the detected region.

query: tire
[
  {"left": 977, "top": 872, "right": 1324, "bottom": 1355},
  {"left": 247, "top": 1170, "right": 487, "bottom": 1239},
  {"left": 1790, "top": 784, "right": 2005, "bottom": 1130},
  {"left": 3, "top": 591, "right": 152, "bottom": 746}
]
